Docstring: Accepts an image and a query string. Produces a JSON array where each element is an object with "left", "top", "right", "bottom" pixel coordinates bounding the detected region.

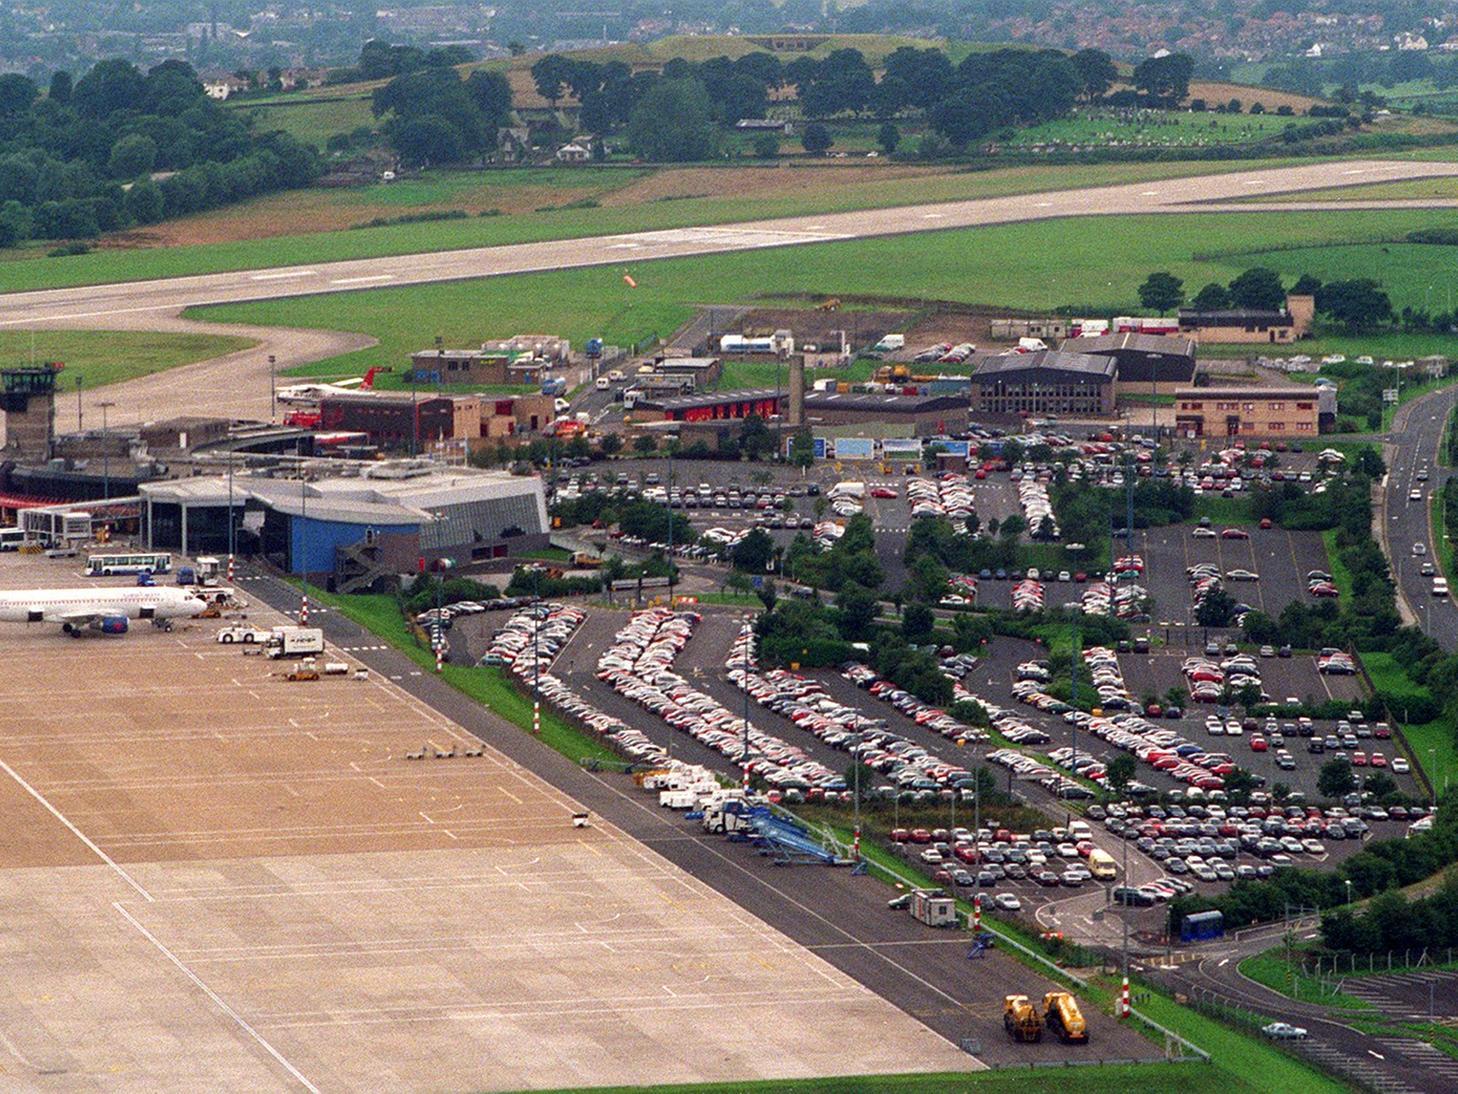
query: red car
[
  {"left": 1259, "top": 517, "right": 1273, "bottom": 529},
  {"left": 909, "top": 828, "right": 932, "bottom": 844},
  {"left": 1250, "top": 736, "right": 1269, "bottom": 752},
  {"left": 1311, "top": 583, "right": 1340, "bottom": 599},
  {"left": 1371, "top": 754, "right": 1388, "bottom": 768},
  {"left": 1352, "top": 753, "right": 1368, "bottom": 767},
  {"left": 974, "top": 468, "right": 988, "bottom": 480},
  {"left": 870, "top": 486, "right": 898, "bottom": 499},
  {"left": 1221, "top": 528, "right": 1250, "bottom": 540}
]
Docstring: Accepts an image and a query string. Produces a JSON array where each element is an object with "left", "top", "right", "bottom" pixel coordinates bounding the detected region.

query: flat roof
[
  {"left": 1178, "top": 308, "right": 1288, "bottom": 322},
  {"left": 804, "top": 390, "right": 966, "bottom": 412},
  {"left": 640, "top": 388, "right": 785, "bottom": 411},
  {"left": 1174, "top": 387, "right": 1320, "bottom": 398}
]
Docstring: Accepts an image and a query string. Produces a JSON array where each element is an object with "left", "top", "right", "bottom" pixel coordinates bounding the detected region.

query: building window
[
  {"left": 1269, "top": 422, "right": 1285, "bottom": 432},
  {"left": 1269, "top": 402, "right": 1284, "bottom": 410},
  {"left": 1243, "top": 403, "right": 1255, "bottom": 412},
  {"left": 1297, "top": 402, "right": 1313, "bottom": 410},
  {"left": 1296, "top": 422, "right": 1313, "bottom": 432}
]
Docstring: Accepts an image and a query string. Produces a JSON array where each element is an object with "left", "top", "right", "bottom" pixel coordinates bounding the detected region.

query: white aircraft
[
  {"left": 0, "top": 586, "right": 208, "bottom": 636},
  {"left": 276, "top": 366, "right": 384, "bottom": 406}
]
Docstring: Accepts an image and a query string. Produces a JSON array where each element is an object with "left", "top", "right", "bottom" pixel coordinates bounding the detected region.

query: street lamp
[
  {"left": 268, "top": 355, "right": 277, "bottom": 422},
  {"left": 1344, "top": 878, "right": 1353, "bottom": 907}
]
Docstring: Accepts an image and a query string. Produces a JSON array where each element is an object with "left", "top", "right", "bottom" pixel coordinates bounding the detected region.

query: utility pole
[
  {"left": 75, "top": 376, "right": 83, "bottom": 431},
  {"left": 742, "top": 616, "right": 752, "bottom": 790},
  {"left": 269, "top": 354, "right": 277, "bottom": 422}
]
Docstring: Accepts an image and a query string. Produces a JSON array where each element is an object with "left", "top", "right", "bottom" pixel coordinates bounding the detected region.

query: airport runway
[{"left": 5, "top": 158, "right": 1458, "bottom": 427}]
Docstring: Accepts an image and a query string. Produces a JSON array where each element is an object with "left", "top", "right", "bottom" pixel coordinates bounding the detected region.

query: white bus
[
  {"left": 85, "top": 552, "right": 172, "bottom": 577},
  {"left": 0, "top": 528, "right": 27, "bottom": 551}
]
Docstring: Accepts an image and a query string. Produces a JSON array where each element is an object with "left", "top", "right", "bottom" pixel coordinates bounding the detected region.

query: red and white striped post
[
  {"left": 973, "top": 893, "right": 982, "bottom": 932},
  {"left": 1120, "top": 976, "right": 1131, "bottom": 1018},
  {"left": 742, "top": 763, "right": 751, "bottom": 790},
  {"left": 532, "top": 696, "right": 541, "bottom": 735},
  {"left": 435, "top": 642, "right": 444, "bottom": 674},
  {"left": 852, "top": 825, "right": 861, "bottom": 860},
  {"left": 227, "top": 554, "right": 235, "bottom": 584},
  {"left": 299, "top": 594, "right": 309, "bottom": 624}
]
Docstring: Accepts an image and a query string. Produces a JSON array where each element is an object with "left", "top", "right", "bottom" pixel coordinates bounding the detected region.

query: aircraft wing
[{"left": 49, "top": 609, "right": 104, "bottom": 626}]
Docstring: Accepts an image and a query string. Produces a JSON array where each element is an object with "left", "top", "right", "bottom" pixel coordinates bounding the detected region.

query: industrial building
[
  {"left": 317, "top": 392, "right": 557, "bottom": 450},
  {"left": 1177, "top": 295, "right": 1314, "bottom": 344},
  {"left": 138, "top": 462, "right": 549, "bottom": 587},
  {"left": 628, "top": 383, "right": 965, "bottom": 436},
  {"left": 1173, "top": 386, "right": 1334, "bottom": 438},
  {"left": 971, "top": 351, "right": 1117, "bottom": 418},
  {"left": 628, "top": 388, "right": 784, "bottom": 425},
  {"left": 1060, "top": 333, "right": 1197, "bottom": 395},
  {"left": 654, "top": 356, "right": 723, "bottom": 388}
]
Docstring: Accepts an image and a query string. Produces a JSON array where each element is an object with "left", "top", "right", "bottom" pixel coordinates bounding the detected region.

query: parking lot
[{"left": 0, "top": 553, "right": 973, "bottom": 1091}]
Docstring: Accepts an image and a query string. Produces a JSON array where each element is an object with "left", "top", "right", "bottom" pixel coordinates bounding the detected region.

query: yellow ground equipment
[
  {"left": 1003, "top": 995, "right": 1043, "bottom": 1043},
  {"left": 1042, "top": 991, "right": 1089, "bottom": 1043}
]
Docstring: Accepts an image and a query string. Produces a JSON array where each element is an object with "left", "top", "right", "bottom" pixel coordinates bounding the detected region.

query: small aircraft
[
  {"left": 0, "top": 586, "right": 208, "bottom": 636},
  {"left": 276, "top": 367, "right": 385, "bottom": 406}
]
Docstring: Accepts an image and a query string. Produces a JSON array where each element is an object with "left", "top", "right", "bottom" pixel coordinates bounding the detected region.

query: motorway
[
  {"left": 1381, "top": 383, "right": 1458, "bottom": 651},
  {"left": 5, "top": 158, "right": 1458, "bottom": 426}
]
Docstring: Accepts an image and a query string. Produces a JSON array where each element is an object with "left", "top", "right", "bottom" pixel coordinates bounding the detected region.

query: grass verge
[
  {"left": 1320, "top": 528, "right": 1354, "bottom": 600},
  {"left": 305, "top": 588, "right": 618, "bottom": 765},
  {"left": 1237, "top": 948, "right": 1371, "bottom": 1010}
]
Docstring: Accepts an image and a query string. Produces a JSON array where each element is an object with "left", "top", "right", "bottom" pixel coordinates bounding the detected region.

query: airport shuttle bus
[{"left": 85, "top": 552, "right": 172, "bottom": 577}]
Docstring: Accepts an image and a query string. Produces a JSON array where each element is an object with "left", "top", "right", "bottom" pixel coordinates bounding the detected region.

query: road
[
  {"left": 6, "top": 159, "right": 1458, "bottom": 426},
  {"left": 1380, "top": 383, "right": 1458, "bottom": 651}
]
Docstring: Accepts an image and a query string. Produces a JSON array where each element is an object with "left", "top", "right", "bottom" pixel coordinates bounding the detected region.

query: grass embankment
[
  {"left": 1237, "top": 949, "right": 1372, "bottom": 1010},
  {"left": 1361, "top": 650, "right": 1453, "bottom": 796},
  {"left": 538, "top": 1065, "right": 1237, "bottom": 1094},
  {"left": 0, "top": 329, "right": 255, "bottom": 391},
  {"left": 1320, "top": 528, "right": 1355, "bottom": 600},
  {"left": 306, "top": 588, "right": 618, "bottom": 765},
  {"left": 179, "top": 208, "right": 1458, "bottom": 383},
  {"left": 0, "top": 157, "right": 1375, "bottom": 296}
]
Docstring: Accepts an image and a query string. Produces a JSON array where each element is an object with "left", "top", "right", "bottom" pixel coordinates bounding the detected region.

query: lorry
[
  {"left": 266, "top": 626, "right": 325, "bottom": 659},
  {"left": 1042, "top": 992, "right": 1089, "bottom": 1043},
  {"left": 1003, "top": 995, "right": 1044, "bottom": 1043},
  {"left": 571, "top": 551, "right": 604, "bottom": 568}
]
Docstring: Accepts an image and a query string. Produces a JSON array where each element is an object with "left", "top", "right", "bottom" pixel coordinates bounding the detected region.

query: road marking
[
  {"left": 0, "top": 758, "right": 153, "bottom": 902},
  {"left": 921, "top": 213, "right": 945, "bottom": 219},
  {"left": 249, "top": 270, "right": 317, "bottom": 281},
  {"left": 113, "top": 902, "right": 320, "bottom": 1093},
  {"left": 329, "top": 275, "right": 393, "bottom": 286}
]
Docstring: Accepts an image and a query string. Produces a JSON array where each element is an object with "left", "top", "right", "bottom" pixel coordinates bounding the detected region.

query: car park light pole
[
  {"left": 532, "top": 568, "right": 542, "bottom": 736},
  {"left": 741, "top": 615, "right": 752, "bottom": 790},
  {"left": 268, "top": 355, "right": 277, "bottom": 422}
]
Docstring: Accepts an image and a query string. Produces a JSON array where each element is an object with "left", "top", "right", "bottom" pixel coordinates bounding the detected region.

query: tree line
[
  {"left": 0, "top": 59, "right": 318, "bottom": 248},
  {"left": 1137, "top": 266, "right": 1394, "bottom": 334}
]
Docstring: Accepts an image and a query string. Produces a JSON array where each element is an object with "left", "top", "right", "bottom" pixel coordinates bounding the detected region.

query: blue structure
[{"left": 1179, "top": 910, "right": 1224, "bottom": 943}]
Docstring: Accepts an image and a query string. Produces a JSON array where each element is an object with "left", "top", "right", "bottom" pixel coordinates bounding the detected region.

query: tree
[
  {"left": 531, "top": 55, "right": 574, "bottom": 107},
  {"left": 1071, "top": 49, "right": 1117, "bottom": 102},
  {"left": 1319, "top": 758, "right": 1357, "bottom": 799},
  {"left": 998, "top": 513, "right": 1026, "bottom": 541},
  {"left": 930, "top": 89, "right": 999, "bottom": 148},
  {"left": 801, "top": 122, "right": 832, "bottom": 155},
  {"left": 751, "top": 133, "right": 779, "bottom": 159},
  {"left": 902, "top": 603, "right": 934, "bottom": 641},
  {"left": 1291, "top": 273, "right": 1323, "bottom": 295},
  {"left": 598, "top": 433, "right": 622, "bottom": 456},
  {"left": 732, "top": 528, "right": 775, "bottom": 572},
  {"left": 391, "top": 116, "right": 463, "bottom": 167},
  {"left": 1191, "top": 282, "right": 1233, "bottom": 310},
  {"left": 47, "top": 70, "right": 72, "bottom": 106},
  {"left": 627, "top": 79, "right": 716, "bottom": 162},
  {"left": 1316, "top": 279, "right": 1393, "bottom": 334},
  {"left": 1138, "top": 271, "right": 1185, "bottom": 314},
  {"left": 835, "top": 581, "right": 879, "bottom": 641},
  {"left": 1228, "top": 267, "right": 1286, "bottom": 311},
  {"left": 0, "top": 200, "right": 32, "bottom": 247},
  {"left": 1106, "top": 752, "right": 1137, "bottom": 794},
  {"left": 1194, "top": 586, "right": 1237, "bottom": 627},
  {"left": 633, "top": 434, "right": 657, "bottom": 454},
  {"left": 108, "top": 134, "right": 158, "bottom": 179},
  {"left": 0, "top": 74, "right": 37, "bottom": 117},
  {"left": 1364, "top": 771, "right": 1398, "bottom": 802},
  {"left": 877, "top": 122, "right": 900, "bottom": 155},
  {"left": 122, "top": 179, "right": 164, "bottom": 224},
  {"left": 73, "top": 59, "right": 147, "bottom": 119},
  {"left": 1133, "top": 53, "right": 1194, "bottom": 105},
  {"left": 465, "top": 70, "right": 513, "bottom": 129},
  {"left": 790, "top": 430, "right": 815, "bottom": 468}
]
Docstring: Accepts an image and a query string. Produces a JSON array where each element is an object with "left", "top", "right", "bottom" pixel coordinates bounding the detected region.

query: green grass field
[
  {"left": 1007, "top": 109, "right": 1292, "bottom": 149},
  {"left": 0, "top": 329, "right": 254, "bottom": 392},
  {"left": 1247, "top": 175, "right": 1458, "bottom": 203},
  {"left": 0, "top": 158, "right": 1324, "bottom": 294},
  {"left": 1238, "top": 949, "right": 1371, "bottom": 1009},
  {"left": 237, "top": 94, "right": 376, "bottom": 147},
  {"left": 1361, "top": 650, "right": 1452, "bottom": 796},
  {"left": 184, "top": 208, "right": 1458, "bottom": 382},
  {"left": 538, "top": 1065, "right": 1236, "bottom": 1094}
]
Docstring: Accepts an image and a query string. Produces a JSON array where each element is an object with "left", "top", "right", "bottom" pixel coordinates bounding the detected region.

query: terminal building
[
  {"left": 970, "top": 350, "right": 1117, "bottom": 418},
  {"left": 138, "top": 462, "right": 548, "bottom": 588}
]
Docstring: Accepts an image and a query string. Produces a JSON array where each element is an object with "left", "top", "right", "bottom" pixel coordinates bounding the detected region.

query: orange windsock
[{"left": 623, "top": 274, "right": 637, "bottom": 288}]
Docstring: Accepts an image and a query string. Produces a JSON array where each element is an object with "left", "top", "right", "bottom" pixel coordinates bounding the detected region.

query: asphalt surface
[
  {"left": 241, "top": 575, "right": 1156, "bottom": 1066},
  {"left": 1381, "top": 384, "right": 1458, "bottom": 649},
  {"left": 8, "top": 159, "right": 1458, "bottom": 426}
]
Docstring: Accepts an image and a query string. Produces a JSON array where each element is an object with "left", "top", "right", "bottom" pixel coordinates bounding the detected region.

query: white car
[
  {"left": 1392, "top": 757, "right": 1410, "bottom": 773},
  {"left": 1192, "top": 527, "right": 1217, "bottom": 539},
  {"left": 1410, "top": 489, "right": 1423, "bottom": 502},
  {"left": 607, "top": 369, "right": 626, "bottom": 382},
  {"left": 1262, "top": 1022, "right": 1308, "bottom": 1040},
  {"left": 993, "top": 893, "right": 1022, "bottom": 912}
]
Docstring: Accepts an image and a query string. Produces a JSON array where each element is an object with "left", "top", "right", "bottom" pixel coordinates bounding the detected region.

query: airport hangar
[{"left": 137, "top": 462, "right": 548, "bottom": 586}]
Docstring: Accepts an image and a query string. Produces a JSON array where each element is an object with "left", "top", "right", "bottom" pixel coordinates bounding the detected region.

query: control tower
[{"left": 1, "top": 365, "right": 60, "bottom": 461}]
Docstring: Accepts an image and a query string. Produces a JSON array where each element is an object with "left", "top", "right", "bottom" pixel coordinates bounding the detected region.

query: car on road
[
  {"left": 1410, "top": 489, "right": 1424, "bottom": 501},
  {"left": 1393, "top": 757, "right": 1411, "bottom": 773},
  {"left": 1262, "top": 1022, "right": 1309, "bottom": 1040},
  {"left": 1414, "top": 543, "right": 1428, "bottom": 557}
]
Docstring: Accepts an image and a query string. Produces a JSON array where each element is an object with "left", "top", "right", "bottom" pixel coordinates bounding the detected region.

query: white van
[
  {"left": 1433, "top": 578, "right": 1449, "bottom": 598},
  {"left": 595, "top": 376, "right": 610, "bottom": 391}
]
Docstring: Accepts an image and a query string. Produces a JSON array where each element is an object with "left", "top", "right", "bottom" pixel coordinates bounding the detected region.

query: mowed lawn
[
  {"left": 0, "top": 157, "right": 1320, "bottom": 293},
  {"left": 188, "top": 207, "right": 1458, "bottom": 380},
  {"left": 0, "top": 329, "right": 254, "bottom": 391}
]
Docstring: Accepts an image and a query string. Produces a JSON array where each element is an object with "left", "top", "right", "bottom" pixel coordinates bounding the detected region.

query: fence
[
  {"left": 1310, "top": 946, "right": 1457, "bottom": 979},
  {"left": 1183, "top": 986, "right": 1369, "bottom": 1091}
]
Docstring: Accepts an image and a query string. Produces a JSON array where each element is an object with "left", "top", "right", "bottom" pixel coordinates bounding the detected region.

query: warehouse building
[
  {"left": 1060, "top": 333, "right": 1197, "bottom": 395},
  {"left": 139, "top": 462, "right": 549, "bottom": 585},
  {"left": 318, "top": 393, "right": 557, "bottom": 449},
  {"left": 1173, "top": 386, "right": 1334, "bottom": 438},
  {"left": 971, "top": 350, "right": 1116, "bottom": 418},
  {"left": 628, "top": 387, "right": 966, "bottom": 436}
]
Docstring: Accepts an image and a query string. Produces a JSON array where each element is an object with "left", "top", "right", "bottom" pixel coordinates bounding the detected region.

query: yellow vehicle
[
  {"left": 1088, "top": 848, "right": 1117, "bottom": 881},
  {"left": 572, "top": 552, "right": 604, "bottom": 568},
  {"left": 1042, "top": 991, "right": 1089, "bottom": 1044},
  {"left": 1003, "top": 995, "right": 1043, "bottom": 1043}
]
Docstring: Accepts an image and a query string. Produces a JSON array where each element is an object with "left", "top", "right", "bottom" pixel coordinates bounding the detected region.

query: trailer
[
  {"left": 266, "top": 626, "right": 325, "bottom": 659},
  {"left": 1042, "top": 992, "right": 1089, "bottom": 1044},
  {"left": 1004, "top": 995, "right": 1043, "bottom": 1043},
  {"left": 910, "top": 889, "right": 957, "bottom": 927}
]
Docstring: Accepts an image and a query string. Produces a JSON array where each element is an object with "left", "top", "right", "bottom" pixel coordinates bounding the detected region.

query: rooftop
[
  {"left": 973, "top": 350, "right": 1116, "bottom": 379},
  {"left": 1064, "top": 333, "right": 1196, "bottom": 357},
  {"left": 1174, "top": 387, "right": 1321, "bottom": 397}
]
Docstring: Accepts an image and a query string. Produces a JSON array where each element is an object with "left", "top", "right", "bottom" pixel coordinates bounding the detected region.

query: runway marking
[
  {"left": 329, "top": 275, "right": 393, "bottom": 286},
  {"left": 0, "top": 757, "right": 153, "bottom": 902},
  {"left": 113, "top": 902, "right": 320, "bottom": 1093},
  {"left": 248, "top": 270, "right": 317, "bottom": 281}
]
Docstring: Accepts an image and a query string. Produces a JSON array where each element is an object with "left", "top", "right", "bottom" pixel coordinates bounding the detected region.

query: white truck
[
  {"left": 216, "top": 625, "right": 273, "bottom": 644},
  {"left": 267, "top": 626, "right": 325, "bottom": 659},
  {"left": 873, "top": 334, "right": 906, "bottom": 352}
]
